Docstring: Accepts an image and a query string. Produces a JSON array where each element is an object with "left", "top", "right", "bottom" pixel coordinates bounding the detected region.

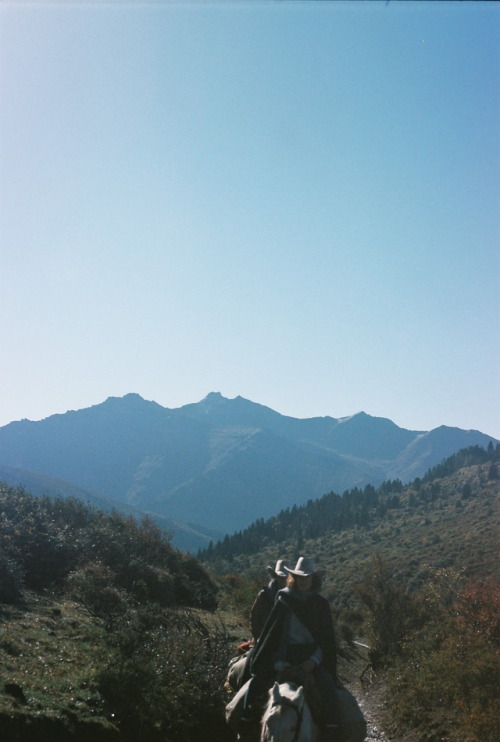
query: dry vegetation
[
  {"left": 1, "top": 447, "right": 499, "bottom": 740},
  {"left": 207, "top": 452, "right": 500, "bottom": 741}
]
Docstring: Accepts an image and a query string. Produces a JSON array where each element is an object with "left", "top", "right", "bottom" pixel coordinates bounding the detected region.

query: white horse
[{"left": 260, "top": 681, "right": 319, "bottom": 742}]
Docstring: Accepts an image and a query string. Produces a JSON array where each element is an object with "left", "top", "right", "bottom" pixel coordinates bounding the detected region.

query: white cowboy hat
[
  {"left": 285, "top": 557, "right": 324, "bottom": 577},
  {"left": 267, "top": 559, "right": 289, "bottom": 578}
]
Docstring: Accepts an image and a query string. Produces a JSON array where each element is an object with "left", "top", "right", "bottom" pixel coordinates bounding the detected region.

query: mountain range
[{"left": 0, "top": 392, "right": 496, "bottom": 550}]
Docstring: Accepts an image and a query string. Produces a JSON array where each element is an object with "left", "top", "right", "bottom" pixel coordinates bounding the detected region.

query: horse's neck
[{"left": 261, "top": 683, "right": 317, "bottom": 742}]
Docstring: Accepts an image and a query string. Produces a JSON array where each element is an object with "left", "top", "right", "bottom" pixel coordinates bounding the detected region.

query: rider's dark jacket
[
  {"left": 249, "top": 586, "right": 337, "bottom": 680},
  {"left": 250, "top": 581, "right": 278, "bottom": 641}
]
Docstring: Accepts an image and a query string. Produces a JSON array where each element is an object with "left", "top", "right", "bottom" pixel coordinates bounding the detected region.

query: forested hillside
[
  {"left": 202, "top": 444, "right": 500, "bottom": 741},
  {"left": 201, "top": 444, "right": 499, "bottom": 596}
]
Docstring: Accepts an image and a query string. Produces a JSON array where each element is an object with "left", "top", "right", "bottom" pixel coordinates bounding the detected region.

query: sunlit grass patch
[{"left": 0, "top": 594, "right": 111, "bottom": 722}]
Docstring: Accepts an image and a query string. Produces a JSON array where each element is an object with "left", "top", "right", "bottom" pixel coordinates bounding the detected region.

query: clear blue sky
[{"left": 1, "top": 1, "right": 499, "bottom": 438}]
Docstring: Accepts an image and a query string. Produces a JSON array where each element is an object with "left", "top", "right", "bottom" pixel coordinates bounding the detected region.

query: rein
[{"left": 271, "top": 695, "right": 304, "bottom": 742}]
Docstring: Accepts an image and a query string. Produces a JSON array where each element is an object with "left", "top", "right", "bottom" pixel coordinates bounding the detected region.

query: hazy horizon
[{"left": 2, "top": 390, "right": 498, "bottom": 440}]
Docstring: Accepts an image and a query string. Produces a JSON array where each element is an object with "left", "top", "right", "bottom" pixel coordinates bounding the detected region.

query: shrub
[
  {"left": 67, "top": 562, "right": 130, "bottom": 630},
  {"left": 0, "top": 549, "right": 23, "bottom": 604},
  {"left": 354, "top": 553, "right": 415, "bottom": 667},
  {"left": 0, "top": 485, "right": 218, "bottom": 610},
  {"left": 97, "top": 606, "right": 233, "bottom": 741},
  {"left": 115, "top": 558, "right": 176, "bottom": 605},
  {"left": 380, "top": 571, "right": 500, "bottom": 741},
  {"left": 218, "top": 573, "right": 262, "bottom": 621}
]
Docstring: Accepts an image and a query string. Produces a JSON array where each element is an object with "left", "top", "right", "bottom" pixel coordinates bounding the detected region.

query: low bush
[
  {"left": 67, "top": 562, "right": 130, "bottom": 630},
  {"left": 358, "top": 557, "right": 500, "bottom": 741},
  {"left": 217, "top": 573, "right": 263, "bottom": 623},
  {"left": 354, "top": 553, "right": 416, "bottom": 667},
  {"left": 97, "top": 606, "right": 233, "bottom": 741}
]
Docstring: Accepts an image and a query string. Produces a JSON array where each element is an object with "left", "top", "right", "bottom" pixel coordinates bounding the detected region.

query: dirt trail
[
  {"left": 339, "top": 645, "right": 398, "bottom": 742},
  {"left": 351, "top": 680, "right": 390, "bottom": 741}
]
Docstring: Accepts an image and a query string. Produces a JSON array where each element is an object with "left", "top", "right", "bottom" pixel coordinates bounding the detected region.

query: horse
[{"left": 260, "top": 681, "right": 319, "bottom": 742}]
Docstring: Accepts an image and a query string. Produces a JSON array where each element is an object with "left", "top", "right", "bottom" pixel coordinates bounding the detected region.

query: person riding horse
[
  {"left": 242, "top": 557, "right": 340, "bottom": 742},
  {"left": 227, "top": 560, "right": 290, "bottom": 695},
  {"left": 251, "top": 559, "right": 289, "bottom": 641}
]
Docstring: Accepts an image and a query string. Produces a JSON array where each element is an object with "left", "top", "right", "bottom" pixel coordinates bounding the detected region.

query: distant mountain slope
[
  {"left": 0, "top": 393, "right": 496, "bottom": 543},
  {"left": 387, "top": 424, "right": 497, "bottom": 481},
  {"left": 0, "top": 464, "right": 220, "bottom": 552}
]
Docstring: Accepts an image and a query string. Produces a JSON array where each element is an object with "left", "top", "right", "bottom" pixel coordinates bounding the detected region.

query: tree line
[{"left": 200, "top": 444, "right": 499, "bottom": 563}]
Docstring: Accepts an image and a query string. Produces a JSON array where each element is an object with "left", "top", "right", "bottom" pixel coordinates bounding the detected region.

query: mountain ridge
[{"left": 0, "top": 393, "right": 496, "bottom": 549}]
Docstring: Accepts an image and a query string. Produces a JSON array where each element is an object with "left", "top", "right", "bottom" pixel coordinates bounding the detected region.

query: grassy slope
[
  {"left": 210, "top": 460, "right": 499, "bottom": 742},
  {"left": 0, "top": 460, "right": 498, "bottom": 741},
  {"left": 208, "top": 462, "right": 499, "bottom": 611},
  {"left": 0, "top": 595, "right": 119, "bottom": 741}
]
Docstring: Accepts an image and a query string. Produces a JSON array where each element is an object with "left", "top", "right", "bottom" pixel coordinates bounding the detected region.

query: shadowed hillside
[{"left": 0, "top": 393, "right": 496, "bottom": 545}]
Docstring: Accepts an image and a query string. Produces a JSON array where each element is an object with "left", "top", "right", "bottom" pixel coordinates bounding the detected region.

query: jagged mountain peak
[
  {"left": 100, "top": 393, "right": 166, "bottom": 410},
  {"left": 336, "top": 410, "right": 418, "bottom": 431},
  {"left": 199, "top": 391, "right": 224, "bottom": 405},
  {"left": 181, "top": 392, "right": 287, "bottom": 428},
  {"left": 105, "top": 392, "right": 146, "bottom": 403}
]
